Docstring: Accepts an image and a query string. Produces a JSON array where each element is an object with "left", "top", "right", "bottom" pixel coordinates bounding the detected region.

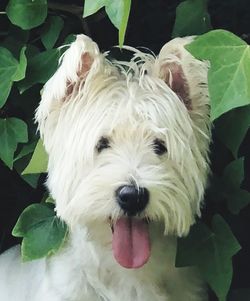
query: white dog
[{"left": 0, "top": 35, "right": 211, "bottom": 301}]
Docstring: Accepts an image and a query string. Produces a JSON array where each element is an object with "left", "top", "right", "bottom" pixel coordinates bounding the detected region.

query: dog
[{"left": 0, "top": 35, "right": 211, "bottom": 301}]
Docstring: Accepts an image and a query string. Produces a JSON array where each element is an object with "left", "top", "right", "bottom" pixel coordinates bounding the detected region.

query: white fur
[{"left": 0, "top": 35, "right": 211, "bottom": 301}]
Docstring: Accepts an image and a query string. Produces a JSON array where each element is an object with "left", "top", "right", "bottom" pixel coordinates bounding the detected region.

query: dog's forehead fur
[{"left": 56, "top": 71, "right": 193, "bottom": 149}]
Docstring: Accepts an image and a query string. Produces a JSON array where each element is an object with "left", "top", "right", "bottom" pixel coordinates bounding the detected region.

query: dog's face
[{"left": 36, "top": 35, "right": 211, "bottom": 268}]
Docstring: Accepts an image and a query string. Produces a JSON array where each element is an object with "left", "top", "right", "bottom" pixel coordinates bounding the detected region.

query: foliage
[
  {"left": 172, "top": 0, "right": 211, "bottom": 37},
  {"left": 0, "top": 117, "right": 28, "bottom": 168},
  {"left": 6, "top": 0, "right": 48, "bottom": 30},
  {"left": 12, "top": 202, "right": 68, "bottom": 261},
  {"left": 0, "top": 1, "right": 249, "bottom": 301},
  {"left": 83, "top": 0, "right": 131, "bottom": 46},
  {"left": 187, "top": 30, "right": 250, "bottom": 120},
  {"left": 176, "top": 215, "right": 241, "bottom": 301},
  {"left": 22, "top": 139, "right": 48, "bottom": 174}
]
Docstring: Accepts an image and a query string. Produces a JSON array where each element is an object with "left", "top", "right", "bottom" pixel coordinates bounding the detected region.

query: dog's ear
[
  {"left": 36, "top": 35, "right": 101, "bottom": 143},
  {"left": 155, "top": 37, "right": 197, "bottom": 110},
  {"left": 158, "top": 58, "right": 191, "bottom": 109}
]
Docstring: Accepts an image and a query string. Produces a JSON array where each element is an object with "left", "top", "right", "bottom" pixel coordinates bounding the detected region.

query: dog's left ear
[
  {"left": 36, "top": 35, "right": 102, "bottom": 144},
  {"left": 155, "top": 37, "right": 197, "bottom": 110}
]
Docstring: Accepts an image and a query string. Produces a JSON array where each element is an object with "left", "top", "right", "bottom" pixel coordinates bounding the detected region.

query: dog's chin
[{"left": 109, "top": 216, "right": 151, "bottom": 269}]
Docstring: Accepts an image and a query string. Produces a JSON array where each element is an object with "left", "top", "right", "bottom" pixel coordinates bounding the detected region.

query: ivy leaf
[
  {"left": 18, "top": 48, "right": 60, "bottom": 93},
  {"left": 105, "top": 0, "right": 131, "bottom": 46},
  {"left": 14, "top": 141, "right": 40, "bottom": 188},
  {"left": 0, "top": 47, "right": 18, "bottom": 107},
  {"left": 83, "top": 0, "right": 131, "bottom": 47},
  {"left": 45, "top": 196, "right": 55, "bottom": 204},
  {"left": 14, "top": 140, "right": 37, "bottom": 162},
  {"left": 105, "top": 0, "right": 125, "bottom": 29},
  {"left": 6, "top": 0, "right": 48, "bottom": 30},
  {"left": 12, "top": 203, "right": 68, "bottom": 261},
  {"left": 118, "top": 0, "right": 131, "bottom": 47},
  {"left": 83, "top": 0, "right": 105, "bottom": 18},
  {"left": 14, "top": 158, "right": 40, "bottom": 188},
  {"left": 22, "top": 139, "right": 48, "bottom": 174},
  {"left": 176, "top": 215, "right": 241, "bottom": 301},
  {"left": 0, "top": 79, "right": 13, "bottom": 109},
  {"left": 13, "top": 46, "right": 27, "bottom": 81},
  {"left": 186, "top": 30, "right": 250, "bottom": 120},
  {"left": 0, "top": 46, "right": 28, "bottom": 107},
  {"left": 222, "top": 158, "right": 245, "bottom": 190},
  {"left": 172, "top": 0, "right": 211, "bottom": 37},
  {"left": 0, "top": 118, "right": 28, "bottom": 169},
  {"left": 41, "top": 16, "right": 64, "bottom": 50},
  {"left": 215, "top": 105, "right": 250, "bottom": 157},
  {"left": 63, "top": 34, "right": 76, "bottom": 45},
  {"left": 221, "top": 158, "right": 250, "bottom": 214}
]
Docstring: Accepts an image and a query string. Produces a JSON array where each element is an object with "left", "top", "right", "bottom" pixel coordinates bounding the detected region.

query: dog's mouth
[{"left": 109, "top": 217, "right": 151, "bottom": 269}]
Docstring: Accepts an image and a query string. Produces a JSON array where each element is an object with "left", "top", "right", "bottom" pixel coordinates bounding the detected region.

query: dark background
[{"left": 0, "top": 1, "right": 250, "bottom": 300}]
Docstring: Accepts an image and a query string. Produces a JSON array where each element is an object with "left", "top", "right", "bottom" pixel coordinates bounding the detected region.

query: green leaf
[
  {"left": 83, "top": 0, "right": 105, "bottom": 18},
  {"left": 12, "top": 203, "right": 68, "bottom": 261},
  {"left": 41, "top": 16, "right": 64, "bottom": 50},
  {"left": 176, "top": 222, "right": 212, "bottom": 267},
  {"left": 14, "top": 141, "right": 40, "bottom": 188},
  {"left": 215, "top": 105, "right": 250, "bottom": 157},
  {"left": 172, "top": 0, "right": 211, "bottom": 38},
  {"left": 0, "top": 46, "right": 28, "bottom": 107},
  {"left": 105, "top": 0, "right": 125, "bottom": 29},
  {"left": 226, "top": 189, "right": 250, "bottom": 215},
  {"left": 45, "top": 196, "right": 55, "bottom": 204},
  {"left": 6, "top": 0, "right": 48, "bottom": 30},
  {"left": 0, "top": 47, "right": 18, "bottom": 107},
  {"left": 13, "top": 46, "right": 27, "bottom": 81},
  {"left": 0, "top": 47, "right": 18, "bottom": 78},
  {"left": 186, "top": 30, "right": 250, "bottom": 120},
  {"left": 176, "top": 215, "right": 241, "bottom": 301},
  {"left": 223, "top": 158, "right": 245, "bottom": 188},
  {"left": 0, "top": 118, "right": 28, "bottom": 168},
  {"left": 14, "top": 140, "right": 37, "bottom": 162},
  {"left": 0, "top": 80, "right": 13, "bottom": 109},
  {"left": 63, "top": 34, "right": 76, "bottom": 45},
  {"left": 83, "top": 0, "right": 131, "bottom": 47},
  {"left": 105, "top": 0, "right": 131, "bottom": 46},
  {"left": 222, "top": 158, "right": 250, "bottom": 214},
  {"left": 118, "top": 0, "right": 131, "bottom": 47},
  {"left": 22, "top": 139, "right": 48, "bottom": 174},
  {"left": 13, "top": 203, "right": 53, "bottom": 236},
  {"left": 18, "top": 48, "right": 60, "bottom": 93}
]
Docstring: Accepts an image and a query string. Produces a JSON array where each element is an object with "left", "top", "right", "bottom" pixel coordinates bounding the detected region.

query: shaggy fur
[{"left": 0, "top": 35, "right": 211, "bottom": 301}]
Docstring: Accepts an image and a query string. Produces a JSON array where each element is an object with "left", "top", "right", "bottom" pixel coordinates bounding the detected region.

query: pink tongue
[{"left": 112, "top": 217, "right": 151, "bottom": 269}]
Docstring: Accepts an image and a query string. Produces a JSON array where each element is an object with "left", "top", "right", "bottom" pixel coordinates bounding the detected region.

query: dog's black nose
[{"left": 116, "top": 185, "right": 149, "bottom": 215}]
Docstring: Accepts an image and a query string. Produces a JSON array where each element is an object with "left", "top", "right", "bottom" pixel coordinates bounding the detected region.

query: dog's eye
[
  {"left": 153, "top": 139, "right": 167, "bottom": 155},
  {"left": 96, "top": 137, "right": 110, "bottom": 153}
]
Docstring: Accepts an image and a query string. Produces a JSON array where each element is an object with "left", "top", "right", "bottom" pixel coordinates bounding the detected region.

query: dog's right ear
[{"left": 36, "top": 34, "right": 101, "bottom": 141}]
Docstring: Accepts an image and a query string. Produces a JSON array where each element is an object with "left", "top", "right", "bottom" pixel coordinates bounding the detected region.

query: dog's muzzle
[{"left": 115, "top": 185, "right": 149, "bottom": 215}]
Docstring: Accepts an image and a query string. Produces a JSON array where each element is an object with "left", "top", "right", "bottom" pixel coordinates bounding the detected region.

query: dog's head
[{"left": 36, "top": 35, "right": 211, "bottom": 268}]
